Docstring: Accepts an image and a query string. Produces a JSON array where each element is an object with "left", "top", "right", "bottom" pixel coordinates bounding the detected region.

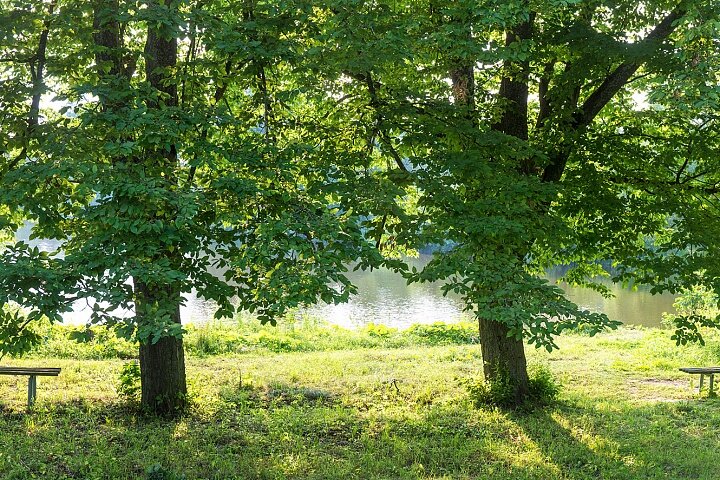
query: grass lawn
[{"left": 0, "top": 325, "right": 719, "bottom": 479}]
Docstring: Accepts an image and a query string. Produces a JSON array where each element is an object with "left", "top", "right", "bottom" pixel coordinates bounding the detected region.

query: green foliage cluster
[
  {"left": 2, "top": 0, "right": 719, "bottom": 364},
  {"left": 463, "top": 365, "right": 561, "bottom": 408},
  {"left": 118, "top": 361, "right": 142, "bottom": 402},
  {"left": 663, "top": 285, "right": 720, "bottom": 346},
  {"left": 0, "top": 304, "right": 42, "bottom": 359},
  {"left": 2, "top": 0, "right": 720, "bottom": 409},
  {"left": 145, "top": 464, "right": 186, "bottom": 480},
  {"left": 31, "top": 324, "right": 137, "bottom": 360}
]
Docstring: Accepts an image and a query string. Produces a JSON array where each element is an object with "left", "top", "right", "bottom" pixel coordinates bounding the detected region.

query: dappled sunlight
[{"left": 1, "top": 330, "right": 720, "bottom": 478}]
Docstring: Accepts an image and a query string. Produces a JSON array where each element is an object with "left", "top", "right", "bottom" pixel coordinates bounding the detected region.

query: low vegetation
[
  {"left": 25, "top": 316, "right": 482, "bottom": 360},
  {"left": 1, "top": 320, "right": 719, "bottom": 479}
]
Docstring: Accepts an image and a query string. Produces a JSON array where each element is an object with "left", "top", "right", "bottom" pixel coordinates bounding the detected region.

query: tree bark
[
  {"left": 479, "top": 318, "right": 530, "bottom": 404},
  {"left": 136, "top": 283, "right": 187, "bottom": 414},
  {"left": 138, "top": 0, "right": 186, "bottom": 415}
]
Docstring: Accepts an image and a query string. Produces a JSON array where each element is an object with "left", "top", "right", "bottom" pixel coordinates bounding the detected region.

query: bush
[
  {"left": 405, "top": 322, "right": 477, "bottom": 345},
  {"left": 463, "top": 364, "right": 560, "bottom": 408},
  {"left": 527, "top": 364, "right": 561, "bottom": 404},
  {"left": 32, "top": 324, "right": 137, "bottom": 359},
  {"left": 118, "top": 361, "right": 141, "bottom": 402},
  {"left": 462, "top": 368, "right": 515, "bottom": 408},
  {"left": 364, "top": 323, "right": 398, "bottom": 338}
]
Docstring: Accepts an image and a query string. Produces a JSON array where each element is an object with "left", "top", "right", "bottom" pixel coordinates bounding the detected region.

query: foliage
[
  {"left": 405, "top": 322, "right": 478, "bottom": 345},
  {"left": 527, "top": 365, "right": 562, "bottom": 405},
  {"left": 663, "top": 284, "right": 720, "bottom": 346},
  {"left": 21, "top": 319, "right": 482, "bottom": 359},
  {"left": 463, "top": 364, "right": 560, "bottom": 408},
  {"left": 32, "top": 324, "right": 137, "bottom": 359},
  {"left": 0, "top": 0, "right": 385, "bottom": 352},
  {"left": 2, "top": 0, "right": 720, "bottom": 405},
  {"left": 462, "top": 367, "right": 516, "bottom": 408},
  {"left": 0, "top": 304, "right": 43, "bottom": 359},
  {"left": 145, "top": 464, "right": 186, "bottom": 480},
  {"left": 118, "top": 361, "right": 142, "bottom": 403}
]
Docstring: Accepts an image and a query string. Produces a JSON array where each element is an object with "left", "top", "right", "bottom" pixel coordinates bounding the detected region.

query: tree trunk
[
  {"left": 136, "top": 282, "right": 187, "bottom": 414},
  {"left": 137, "top": 0, "right": 186, "bottom": 415},
  {"left": 479, "top": 318, "right": 530, "bottom": 404},
  {"left": 446, "top": 8, "right": 533, "bottom": 404},
  {"left": 139, "top": 335, "right": 187, "bottom": 414},
  {"left": 480, "top": 12, "right": 534, "bottom": 404}
]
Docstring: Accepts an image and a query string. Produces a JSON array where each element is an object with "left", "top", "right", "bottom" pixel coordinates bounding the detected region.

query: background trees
[{"left": 1, "top": 0, "right": 719, "bottom": 411}]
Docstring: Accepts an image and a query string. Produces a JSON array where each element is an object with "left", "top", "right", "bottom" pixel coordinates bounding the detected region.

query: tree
[
  {"left": 0, "top": 0, "right": 382, "bottom": 414},
  {"left": 307, "top": 0, "right": 720, "bottom": 403},
  {"left": 1, "top": 0, "right": 719, "bottom": 412}
]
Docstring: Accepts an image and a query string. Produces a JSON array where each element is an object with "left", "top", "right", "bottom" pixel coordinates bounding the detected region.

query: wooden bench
[
  {"left": 679, "top": 367, "right": 720, "bottom": 396},
  {"left": 0, "top": 367, "right": 61, "bottom": 408}
]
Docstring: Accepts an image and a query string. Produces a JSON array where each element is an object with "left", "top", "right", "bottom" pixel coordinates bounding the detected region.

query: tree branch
[
  {"left": 535, "top": 62, "right": 553, "bottom": 129},
  {"left": 576, "top": 6, "right": 686, "bottom": 128},
  {"left": 542, "top": 5, "right": 687, "bottom": 183},
  {"left": 1, "top": 2, "right": 53, "bottom": 177}
]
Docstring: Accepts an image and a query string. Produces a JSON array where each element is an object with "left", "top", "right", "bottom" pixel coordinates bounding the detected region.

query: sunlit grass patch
[{"left": 1, "top": 326, "right": 720, "bottom": 478}]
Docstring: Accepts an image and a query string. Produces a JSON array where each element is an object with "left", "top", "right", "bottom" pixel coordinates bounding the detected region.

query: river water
[
  {"left": 304, "top": 257, "right": 677, "bottom": 329},
  {"left": 18, "top": 225, "right": 675, "bottom": 329}
]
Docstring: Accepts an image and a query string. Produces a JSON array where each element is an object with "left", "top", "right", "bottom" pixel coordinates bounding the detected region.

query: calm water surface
[
  {"left": 305, "top": 257, "right": 677, "bottom": 329},
  {"left": 19, "top": 225, "right": 675, "bottom": 328}
]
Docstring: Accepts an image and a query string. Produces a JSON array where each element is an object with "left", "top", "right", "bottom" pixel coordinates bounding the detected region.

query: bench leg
[
  {"left": 27, "top": 375, "right": 37, "bottom": 409},
  {"left": 699, "top": 374, "right": 705, "bottom": 393},
  {"left": 710, "top": 374, "right": 715, "bottom": 396}
]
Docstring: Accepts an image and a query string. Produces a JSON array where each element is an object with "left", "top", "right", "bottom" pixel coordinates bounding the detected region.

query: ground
[{"left": 0, "top": 325, "right": 719, "bottom": 479}]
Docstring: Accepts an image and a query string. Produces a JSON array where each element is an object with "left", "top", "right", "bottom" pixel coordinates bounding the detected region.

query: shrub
[
  {"left": 364, "top": 323, "right": 398, "bottom": 338},
  {"left": 118, "top": 361, "right": 141, "bottom": 402},
  {"left": 462, "top": 368, "right": 515, "bottom": 408},
  {"left": 527, "top": 364, "right": 561, "bottom": 404},
  {"left": 463, "top": 364, "right": 560, "bottom": 408},
  {"left": 405, "top": 322, "right": 476, "bottom": 345},
  {"left": 33, "top": 324, "right": 137, "bottom": 359}
]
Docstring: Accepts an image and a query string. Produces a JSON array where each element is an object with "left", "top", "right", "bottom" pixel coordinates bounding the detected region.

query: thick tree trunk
[
  {"left": 479, "top": 318, "right": 530, "bottom": 404},
  {"left": 445, "top": 7, "right": 533, "bottom": 404},
  {"left": 482, "top": 14, "right": 534, "bottom": 405},
  {"left": 136, "top": 283, "right": 187, "bottom": 414},
  {"left": 137, "top": 0, "right": 186, "bottom": 415},
  {"left": 139, "top": 337, "right": 186, "bottom": 413}
]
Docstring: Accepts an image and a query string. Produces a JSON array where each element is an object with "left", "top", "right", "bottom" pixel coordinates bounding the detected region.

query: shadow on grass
[
  {"left": 1, "top": 389, "right": 720, "bottom": 479},
  {"left": 514, "top": 398, "right": 720, "bottom": 480}
]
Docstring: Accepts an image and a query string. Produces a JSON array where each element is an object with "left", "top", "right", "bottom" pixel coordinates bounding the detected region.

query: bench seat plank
[
  {"left": 0, "top": 367, "right": 61, "bottom": 376},
  {"left": 679, "top": 367, "right": 720, "bottom": 374}
]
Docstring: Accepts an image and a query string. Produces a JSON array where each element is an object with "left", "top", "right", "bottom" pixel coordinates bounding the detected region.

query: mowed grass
[{"left": 1, "top": 326, "right": 720, "bottom": 479}]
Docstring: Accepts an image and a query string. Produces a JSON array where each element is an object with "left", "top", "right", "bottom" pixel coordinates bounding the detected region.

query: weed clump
[
  {"left": 117, "top": 361, "right": 141, "bottom": 403},
  {"left": 146, "top": 464, "right": 186, "bottom": 480},
  {"left": 463, "top": 364, "right": 560, "bottom": 408}
]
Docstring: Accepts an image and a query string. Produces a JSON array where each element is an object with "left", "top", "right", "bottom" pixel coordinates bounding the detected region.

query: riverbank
[{"left": 1, "top": 324, "right": 720, "bottom": 479}]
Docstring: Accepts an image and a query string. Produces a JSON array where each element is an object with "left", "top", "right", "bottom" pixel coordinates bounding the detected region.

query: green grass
[
  {"left": 1, "top": 324, "right": 720, "bottom": 479},
  {"left": 26, "top": 317, "right": 481, "bottom": 359}
]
